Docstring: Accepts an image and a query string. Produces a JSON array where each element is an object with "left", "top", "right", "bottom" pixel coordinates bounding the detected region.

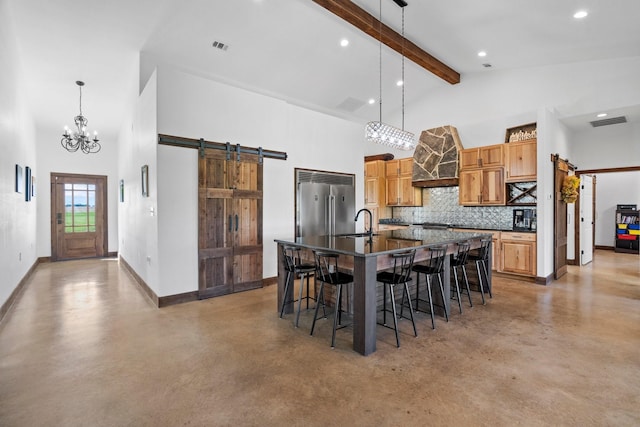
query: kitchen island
[{"left": 275, "top": 228, "right": 493, "bottom": 355}]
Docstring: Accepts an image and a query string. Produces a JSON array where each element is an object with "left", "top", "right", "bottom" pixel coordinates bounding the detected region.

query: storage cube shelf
[{"left": 615, "top": 208, "right": 640, "bottom": 254}]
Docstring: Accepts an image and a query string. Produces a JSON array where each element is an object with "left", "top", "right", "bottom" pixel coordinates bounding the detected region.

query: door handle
[
  {"left": 235, "top": 214, "right": 238, "bottom": 232},
  {"left": 57, "top": 212, "right": 63, "bottom": 224},
  {"left": 229, "top": 215, "right": 232, "bottom": 232}
]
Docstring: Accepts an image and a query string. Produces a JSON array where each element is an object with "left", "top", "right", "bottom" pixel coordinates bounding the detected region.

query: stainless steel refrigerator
[{"left": 295, "top": 169, "right": 355, "bottom": 237}]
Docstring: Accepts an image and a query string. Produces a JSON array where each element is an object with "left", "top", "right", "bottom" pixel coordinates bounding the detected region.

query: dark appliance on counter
[{"left": 513, "top": 208, "right": 536, "bottom": 231}]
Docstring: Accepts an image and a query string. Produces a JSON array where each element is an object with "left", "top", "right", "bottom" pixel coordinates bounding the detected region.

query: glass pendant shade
[{"left": 365, "top": 121, "right": 416, "bottom": 150}]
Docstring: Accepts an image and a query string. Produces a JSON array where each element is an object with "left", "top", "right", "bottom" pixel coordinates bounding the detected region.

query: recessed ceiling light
[
  {"left": 597, "top": 113, "right": 607, "bottom": 118},
  {"left": 478, "top": 51, "right": 487, "bottom": 57},
  {"left": 340, "top": 38, "right": 349, "bottom": 47},
  {"left": 396, "top": 80, "right": 403, "bottom": 87},
  {"left": 573, "top": 10, "right": 588, "bottom": 19},
  {"left": 368, "top": 98, "right": 376, "bottom": 105}
]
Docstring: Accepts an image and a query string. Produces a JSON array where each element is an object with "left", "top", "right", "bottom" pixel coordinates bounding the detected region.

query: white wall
[
  {"left": 148, "top": 67, "right": 364, "bottom": 296},
  {"left": 0, "top": 1, "right": 37, "bottom": 308},
  {"left": 117, "top": 70, "right": 160, "bottom": 295},
  {"left": 570, "top": 121, "right": 640, "bottom": 247}
]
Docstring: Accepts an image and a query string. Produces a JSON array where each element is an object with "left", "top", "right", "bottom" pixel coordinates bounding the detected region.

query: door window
[{"left": 64, "top": 183, "right": 97, "bottom": 233}]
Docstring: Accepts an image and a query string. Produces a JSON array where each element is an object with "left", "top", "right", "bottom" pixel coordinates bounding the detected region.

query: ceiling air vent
[
  {"left": 212, "top": 41, "right": 229, "bottom": 51},
  {"left": 590, "top": 116, "right": 627, "bottom": 127},
  {"left": 336, "top": 97, "right": 366, "bottom": 112}
]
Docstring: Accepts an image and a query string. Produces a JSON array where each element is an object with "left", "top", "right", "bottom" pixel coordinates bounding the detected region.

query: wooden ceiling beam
[{"left": 312, "top": 0, "right": 460, "bottom": 85}]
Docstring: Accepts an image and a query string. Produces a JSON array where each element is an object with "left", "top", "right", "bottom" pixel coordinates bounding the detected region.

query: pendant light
[{"left": 365, "top": 0, "right": 416, "bottom": 151}]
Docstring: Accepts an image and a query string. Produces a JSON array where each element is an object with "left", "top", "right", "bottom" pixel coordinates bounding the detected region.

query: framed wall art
[
  {"left": 15, "top": 164, "right": 23, "bottom": 194},
  {"left": 25, "top": 166, "right": 32, "bottom": 201},
  {"left": 141, "top": 165, "right": 149, "bottom": 197}
]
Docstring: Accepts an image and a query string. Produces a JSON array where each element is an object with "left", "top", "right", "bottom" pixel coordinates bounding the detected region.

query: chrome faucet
[{"left": 354, "top": 208, "right": 373, "bottom": 236}]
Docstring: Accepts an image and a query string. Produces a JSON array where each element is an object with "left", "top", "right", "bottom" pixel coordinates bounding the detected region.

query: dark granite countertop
[{"left": 275, "top": 229, "right": 493, "bottom": 257}]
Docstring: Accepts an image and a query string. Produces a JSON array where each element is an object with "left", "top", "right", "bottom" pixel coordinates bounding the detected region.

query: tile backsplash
[{"left": 394, "top": 186, "right": 533, "bottom": 230}]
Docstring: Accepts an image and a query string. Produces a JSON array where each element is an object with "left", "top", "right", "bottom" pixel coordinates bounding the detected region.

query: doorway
[{"left": 51, "top": 173, "right": 108, "bottom": 261}]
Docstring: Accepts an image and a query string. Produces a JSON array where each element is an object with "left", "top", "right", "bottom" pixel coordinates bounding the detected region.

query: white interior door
[{"left": 580, "top": 175, "right": 594, "bottom": 265}]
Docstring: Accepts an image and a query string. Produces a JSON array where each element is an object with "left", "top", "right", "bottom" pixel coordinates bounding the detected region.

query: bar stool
[
  {"left": 376, "top": 250, "right": 418, "bottom": 348},
  {"left": 279, "top": 245, "right": 316, "bottom": 327},
  {"left": 411, "top": 246, "right": 449, "bottom": 329},
  {"left": 466, "top": 238, "right": 493, "bottom": 305},
  {"left": 450, "top": 241, "right": 473, "bottom": 313},
  {"left": 310, "top": 251, "right": 354, "bottom": 348}
]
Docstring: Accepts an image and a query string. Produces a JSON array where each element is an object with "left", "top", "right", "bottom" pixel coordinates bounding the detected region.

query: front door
[{"left": 51, "top": 173, "right": 107, "bottom": 260}]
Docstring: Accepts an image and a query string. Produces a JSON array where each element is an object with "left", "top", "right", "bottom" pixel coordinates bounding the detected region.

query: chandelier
[
  {"left": 365, "top": 0, "right": 416, "bottom": 151},
  {"left": 61, "top": 81, "right": 101, "bottom": 154}
]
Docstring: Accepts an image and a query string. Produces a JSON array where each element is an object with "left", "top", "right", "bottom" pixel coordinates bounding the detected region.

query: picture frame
[
  {"left": 25, "top": 166, "right": 32, "bottom": 201},
  {"left": 15, "top": 164, "right": 23, "bottom": 194},
  {"left": 120, "top": 179, "right": 124, "bottom": 202},
  {"left": 141, "top": 165, "right": 149, "bottom": 197}
]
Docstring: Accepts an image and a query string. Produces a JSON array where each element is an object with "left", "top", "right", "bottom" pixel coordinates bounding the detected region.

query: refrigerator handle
[{"left": 330, "top": 195, "right": 335, "bottom": 235}]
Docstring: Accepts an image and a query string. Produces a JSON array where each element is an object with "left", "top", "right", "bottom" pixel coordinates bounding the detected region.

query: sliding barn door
[
  {"left": 198, "top": 150, "right": 263, "bottom": 298},
  {"left": 553, "top": 156, "right": 571, "bottom": 279}
]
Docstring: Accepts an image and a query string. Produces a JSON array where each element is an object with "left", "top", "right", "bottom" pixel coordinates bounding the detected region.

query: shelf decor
[
  {"left": 505, "top": 122, "right": 537, "bottom": 143},
  {"left": 561, "top": 175, "right": 579, "bottom": 203}
]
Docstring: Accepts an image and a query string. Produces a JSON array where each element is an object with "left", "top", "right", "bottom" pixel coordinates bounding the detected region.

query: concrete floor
[{"left": 1, "top": 250, "right": 639, "bottom": 426}]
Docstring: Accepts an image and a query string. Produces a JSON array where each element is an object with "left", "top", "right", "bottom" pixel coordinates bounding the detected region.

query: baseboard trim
[
  {"left": 535, "top": 274, "right": 554, "bottom": 285},
  {"left": 119, "top": 256, "right": 159, "bottom": 307},
  {"left": 158, "top": 291, "right": 199, "bottom": 307},
  {"left": 107, "top": 251, "right": 118, "bottom": 258},
  {"left": 0, "top": 259, "right": 40, "bottom": 323},
  {"left": 38, "top": 256, "right": 51, "bottom": 263},
  {"left": 262, "top": 276, "right": 277, "bottom": 287},
  {"left": 595, "top": 245, "right": 614, "bottom": 251}
]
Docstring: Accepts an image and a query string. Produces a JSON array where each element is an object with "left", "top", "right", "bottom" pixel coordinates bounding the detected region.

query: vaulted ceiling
[{"left": 7, "top": 0, "right": 640, "bottom": 141}]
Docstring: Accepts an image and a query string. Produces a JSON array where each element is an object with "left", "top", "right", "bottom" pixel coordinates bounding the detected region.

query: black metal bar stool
[
  {"left": 279, "top": 245, "right": 316, "bottom": 327},
  {"left": 466, "top": 238, "right": 493, "bottom": 305},
  {"left": 310, "top": 251, "right": 354, "bottom": 348},
  {"left": 376, "top": 250, "right": 417, "bottom": 348},
  {"left": 411, "top": 246, "right": 449, "bottom": 329},
  {"left": 450, "top": 241, "right": 473, "bottom": 313}
]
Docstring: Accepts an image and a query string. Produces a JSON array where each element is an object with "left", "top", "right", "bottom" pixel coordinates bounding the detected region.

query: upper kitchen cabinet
[
  {"left": 506, "top": 140, "right": 537, "bottom": 182},
  {"left": 459, "top": 144, "right": 504, "bottom": 169},
  {"left": 364, "top": 160, "right": 385, "bottom": 207},
  {"left": 459, "top": 167, "right": 505, "bottom": 206},
  {"left": 364, "top": 160, "right": 388, "bottom": 232},
  {"left": 386, "top": 158, "right": 422, "bottom": 207}
]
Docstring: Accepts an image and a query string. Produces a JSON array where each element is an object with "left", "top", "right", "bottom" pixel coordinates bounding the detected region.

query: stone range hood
[{"left": 412, "top": 125, "right": 464, "bottom": 188}]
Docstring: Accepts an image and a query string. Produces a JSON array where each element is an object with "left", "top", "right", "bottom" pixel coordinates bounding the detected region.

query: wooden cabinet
[
  {"left": 459, "top": 144, "right": 504, "bottom": 169},
  {"left": 459, "top": 167, "right": 505, "bottom": 206},
  {"left": 386, "top": 158, "right": 422, "bottom": 206},
  {"left": 501, "top": 232, "right": 536, "bottom": 276},
  {"left": 198, "top": 149, "right": 263, "bottom": 298},
  {"left": 364, "top": 160, "right": 388, "bottom": 232},
  {"left": 365, "top": 160, "right": 385, "bottom": 207},
  {"left": 454, "top": 229, "right": 501, "bottom": 271},
  {"left": 506, "top": 140, "right": 537, "bottom": 182}
]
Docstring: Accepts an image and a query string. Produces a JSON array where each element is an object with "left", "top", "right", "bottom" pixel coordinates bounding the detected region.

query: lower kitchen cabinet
[
  {"left": 386, "top": 238, "right": 422, "bottom": 250},
  {"left": 501, "top": 232, "right": 536, "bottom": 276}
]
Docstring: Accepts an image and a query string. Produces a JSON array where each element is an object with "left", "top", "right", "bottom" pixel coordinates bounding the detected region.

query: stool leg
[
  {"left": 280, "top": 270, "right": 293, "bottom": 319},
  {"left": 461, "top": 264, "right": 473, "bottom": 307},
  {"left": 295, "top": 273, "right": 305, "bottom": 328},
  {"left": 482, "top": 260, "right": 492, "bottom": 298},
  {"left": 331, "top": 284, "right": 342, "bottom": 348},
  {"left": 425, "top": 275, "right": 436, "bottom": 329},
  {"left": 437, "top": 273, "right": 449, "bottom": 322},
  {"left": 452, "top": 267, "right": 463, "bottom": 314},
  {"left": 403, "top": 282, "right": 418, "bottom": 337},
  {"left": 388, "top": 284, "right": 400, "bottom": 348},
  {"left": 310, "top": 282, "right": 325, "bottom": 336},
  {"left": 382, "top": 281, "right": 388, "bottom": 326},
  {"left": 475, "top": 261, "right": 486, "bottom": 305}
]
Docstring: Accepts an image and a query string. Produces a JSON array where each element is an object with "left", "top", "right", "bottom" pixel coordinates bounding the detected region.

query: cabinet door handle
[
  {"left": 229, "top": 215, "right": 232, "bottom": 232},
  {"left": 235, "top": 214, "right": 239, "bottom": 231}
]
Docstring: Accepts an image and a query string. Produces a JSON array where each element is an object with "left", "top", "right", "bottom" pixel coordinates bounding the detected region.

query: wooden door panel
[
  {"left": 459, "top": 170, "right": 481, "bottom": 205},
  {"left": 198, "top": 148, "right": 263, "bottom": 298},
  {"left": 482, "top": 168, "right": 505, "bottom": 204},
  {"left": 51, "top": 174, "right": 107, "bottom": 260}
]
